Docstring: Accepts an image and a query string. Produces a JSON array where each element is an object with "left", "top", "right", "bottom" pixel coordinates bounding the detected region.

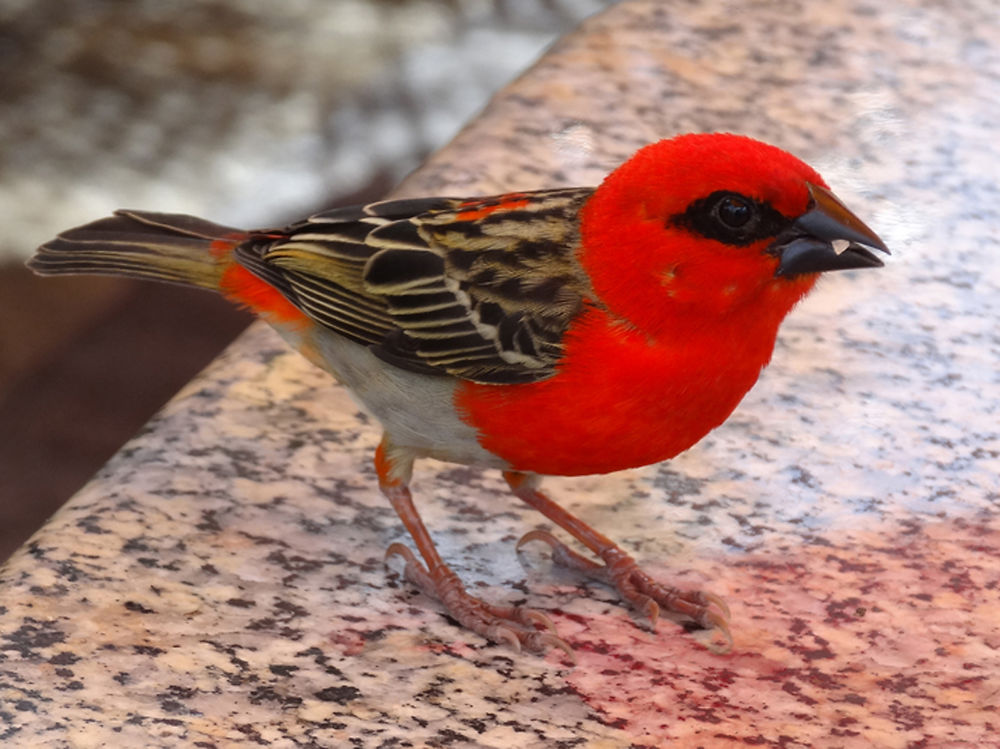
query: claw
[
  {"left": 515, "top": 628, "right": 575, "bottom": 663},
  {"left": 385, "top": 542, "right": 439, "bottom": 591},
  {"left": 519, "top": 608, "right": 559, "bottom": 636},
  {"left": 704, "top": 609, "right": 734, "bottom": 654},
  {"left": 700, "top": 591, "right": 732, "bottom": 622},
  {"left": 385, "top": 541, "right": 416, "bottom": 565},
  {"left": 642, "top": 597, "right": 660, "bottom": 629},
  {"left": 536, "top": 632, "right": 577, "bottom": 666},
  {"left": 490, "top": 625, "right": 522, "bottom": 654},
  {"left": 517, "top": 529, "right": 603, "bottom": 574},
  {"left": 516, "top": 529, "right": 563, "bottom": 552}
]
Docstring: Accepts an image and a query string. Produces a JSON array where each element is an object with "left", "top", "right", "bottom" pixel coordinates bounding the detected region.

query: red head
[{"left": 579, "top": 133, "right": 886, "bottom": 339}]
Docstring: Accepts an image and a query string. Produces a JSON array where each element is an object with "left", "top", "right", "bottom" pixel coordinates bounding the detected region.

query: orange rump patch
[{"left": 219, "top": 265, "right": 308, "bottom": 327}]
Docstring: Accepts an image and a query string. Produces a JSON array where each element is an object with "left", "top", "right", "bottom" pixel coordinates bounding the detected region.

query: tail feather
[{"left": 27, "top": 210, "right": 248, "bottom": 291}]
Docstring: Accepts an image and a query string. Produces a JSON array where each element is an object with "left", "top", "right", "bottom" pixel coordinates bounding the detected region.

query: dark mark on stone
[
  {"left": 250, "top": 685, "right": 303, "bottom": 708},
  {"left": 196, "top": 510, "right": 223, "bottom": 533},
  {"left": 266, "top": 549, "right": 324, "bottom": 572},
  {"left": 273, "top": 599, "right": 309, "bottom": 619},
  {"left": 781, "top": 680, "right": 819, "bottom": 706},
  {"left": 76, "top": 515, "right": 111, "bottom": 534},
  {"left": 430, "top": 727, "right": 472, "bottom": 745},
  {"left": 54, "top": 560, "right": 85, "bottom": 582},
  {"left": 133, "top": 645, "right": 166, "bottom": 656},
  {"left": 246, "top": 618, "right": 276, "bottom": 631},
  {"left": 48, "top": 651, "right": 80, "bottom": 665},
  {"left": 241, "top": 531, "right": 289, "bottom": 548},
  {"left": 314, "top": 685, "right": 362, "bottom": 703},
  {"left": 1, "top": 618, "right": 67, "bottom": 656},
  {"left": 122, "top": 537, "right": 152, "bottom": 553},
  {"left": 234, "top": 723, "right": 265, "bottom": 743}
]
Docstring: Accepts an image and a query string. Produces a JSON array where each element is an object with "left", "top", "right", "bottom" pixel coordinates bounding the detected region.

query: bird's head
[{"left": 579, "top": 133, "right": 888, "bottom": 337}]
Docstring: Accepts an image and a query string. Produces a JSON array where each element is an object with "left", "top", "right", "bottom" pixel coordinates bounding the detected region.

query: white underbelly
[{"left": 291, "top": 326, "right": 505, "bottom": 468}]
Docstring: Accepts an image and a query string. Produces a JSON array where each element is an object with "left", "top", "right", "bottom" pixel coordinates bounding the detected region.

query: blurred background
[{"left": 0, "top": 0, "right": 609, "bottom": 561}]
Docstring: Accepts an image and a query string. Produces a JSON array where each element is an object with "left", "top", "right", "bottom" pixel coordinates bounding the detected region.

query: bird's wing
[{"left": 236, "top": 188, "right": 595, "bottom": 384}]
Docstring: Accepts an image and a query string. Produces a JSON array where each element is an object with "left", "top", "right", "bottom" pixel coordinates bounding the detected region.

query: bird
[{"left": 28, "top": 133, "right": 889, "bottom": 659}]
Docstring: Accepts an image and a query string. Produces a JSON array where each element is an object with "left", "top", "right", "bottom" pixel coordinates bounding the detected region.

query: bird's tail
[{"left": 27, "top": 210, "right": 250, "bottom": 291}]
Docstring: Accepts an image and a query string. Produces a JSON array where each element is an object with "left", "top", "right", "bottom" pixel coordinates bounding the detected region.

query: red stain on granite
[
  {"left": 558, "top": 516, "right": 1000, "bottom": 746},
  {"left": 326, "top": 628, "right": 367, "bottom": 656}
]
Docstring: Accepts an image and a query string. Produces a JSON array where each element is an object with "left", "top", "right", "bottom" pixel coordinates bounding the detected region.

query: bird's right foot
[{"left": 385, "top": 542, "right": 574, "bottom": 662}]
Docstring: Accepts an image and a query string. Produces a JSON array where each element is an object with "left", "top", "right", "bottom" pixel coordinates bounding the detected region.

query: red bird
[{"left": 29, "top": 133, "right": 888, "bottom": 657}]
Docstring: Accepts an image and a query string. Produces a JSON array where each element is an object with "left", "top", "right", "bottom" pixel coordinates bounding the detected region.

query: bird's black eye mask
[{"left": 671, "top": 191, "right": 790, "bottom": 247}]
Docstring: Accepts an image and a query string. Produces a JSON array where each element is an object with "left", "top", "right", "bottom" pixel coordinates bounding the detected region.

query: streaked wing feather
[{"left": 366, "top": 187, "right": 594, "bottom": 383}]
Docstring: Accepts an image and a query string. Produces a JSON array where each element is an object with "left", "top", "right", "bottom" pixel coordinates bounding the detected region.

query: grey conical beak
[{"left": 774, "top": 183, "right": 890, "bottom": 277}]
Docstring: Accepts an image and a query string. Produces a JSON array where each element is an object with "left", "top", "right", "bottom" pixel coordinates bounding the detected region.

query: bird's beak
[{"left": 772, "top": 183, "right": 890, "bottom": 277}]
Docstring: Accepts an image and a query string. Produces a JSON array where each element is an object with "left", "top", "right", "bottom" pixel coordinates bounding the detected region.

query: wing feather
[{"left": 236, "top": 188, "right": 594, "bottom": 384}]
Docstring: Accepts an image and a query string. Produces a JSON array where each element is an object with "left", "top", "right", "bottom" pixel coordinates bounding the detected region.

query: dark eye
[
  {"left": 715, "top": 196, "right": 754, "bottom": 229},
  {"left": 671, "top": 190, "right": 787, "bottom": 247}
]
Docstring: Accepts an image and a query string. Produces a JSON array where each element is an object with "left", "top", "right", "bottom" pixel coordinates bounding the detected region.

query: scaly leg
[
  {"left": 378, "top": 439, "right": 572, "bottom": 659},
  {"left": 505, "top": 471, "right": 732, "bottom": 650}
]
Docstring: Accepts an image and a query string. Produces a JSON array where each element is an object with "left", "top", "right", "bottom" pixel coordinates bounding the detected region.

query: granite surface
[{"left": 3, "top": 0, "right": 999, "bottom": 746}]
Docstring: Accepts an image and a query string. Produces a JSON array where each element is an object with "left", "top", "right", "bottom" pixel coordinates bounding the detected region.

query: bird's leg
[
  {"left": 377, "top": 439, "right": 572, "bottom": 659},
  {"left": 505, "top": 471, "right": 732, "bottom": 650}
]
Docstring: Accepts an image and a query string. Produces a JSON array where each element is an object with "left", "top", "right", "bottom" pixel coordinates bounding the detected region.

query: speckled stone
[{"left": 3, "top": 0, "right": 999, "bottom": 746}]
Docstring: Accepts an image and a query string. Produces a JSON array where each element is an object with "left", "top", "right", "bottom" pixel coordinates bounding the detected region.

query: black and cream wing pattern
[{"left": 236, "top": 188, "right": 596, "bottom": 384}]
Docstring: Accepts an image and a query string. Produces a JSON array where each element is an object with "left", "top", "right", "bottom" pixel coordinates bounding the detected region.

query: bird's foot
[
  {"left": 386, "top": 542, "right": 575, "bottom": 662},
  {"left": 518, "top": 529, "right": 733, "bottom": 652}
]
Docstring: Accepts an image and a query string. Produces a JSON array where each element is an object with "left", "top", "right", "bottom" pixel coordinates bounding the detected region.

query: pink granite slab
[{"left": 2, "top": 1, "right": 998, "bottom": 746}]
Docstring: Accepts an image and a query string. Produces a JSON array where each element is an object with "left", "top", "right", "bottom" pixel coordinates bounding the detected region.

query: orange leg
[
  {"left": 377, "top": 439, "right": 572, "bottom": 659},
  {"left": 505, "top": 470, "right": 733, "bottom": 651}
]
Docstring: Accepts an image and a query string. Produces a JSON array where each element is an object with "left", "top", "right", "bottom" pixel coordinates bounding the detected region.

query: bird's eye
[
  {"left": 715, "top": 196, "right": 754, "bottom": 229},
  {"left": 671, "top": 190, "right": 788, "bottom": 246}
]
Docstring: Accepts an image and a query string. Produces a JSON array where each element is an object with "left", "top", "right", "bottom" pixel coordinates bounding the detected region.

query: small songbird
[{"left": 29, "top": 133, "right": 888, "bottom": 657}]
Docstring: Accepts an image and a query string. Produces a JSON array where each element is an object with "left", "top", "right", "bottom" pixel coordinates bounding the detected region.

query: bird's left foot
[{"left": 518, "top": 529, "right": 733, "bottom": 651}]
